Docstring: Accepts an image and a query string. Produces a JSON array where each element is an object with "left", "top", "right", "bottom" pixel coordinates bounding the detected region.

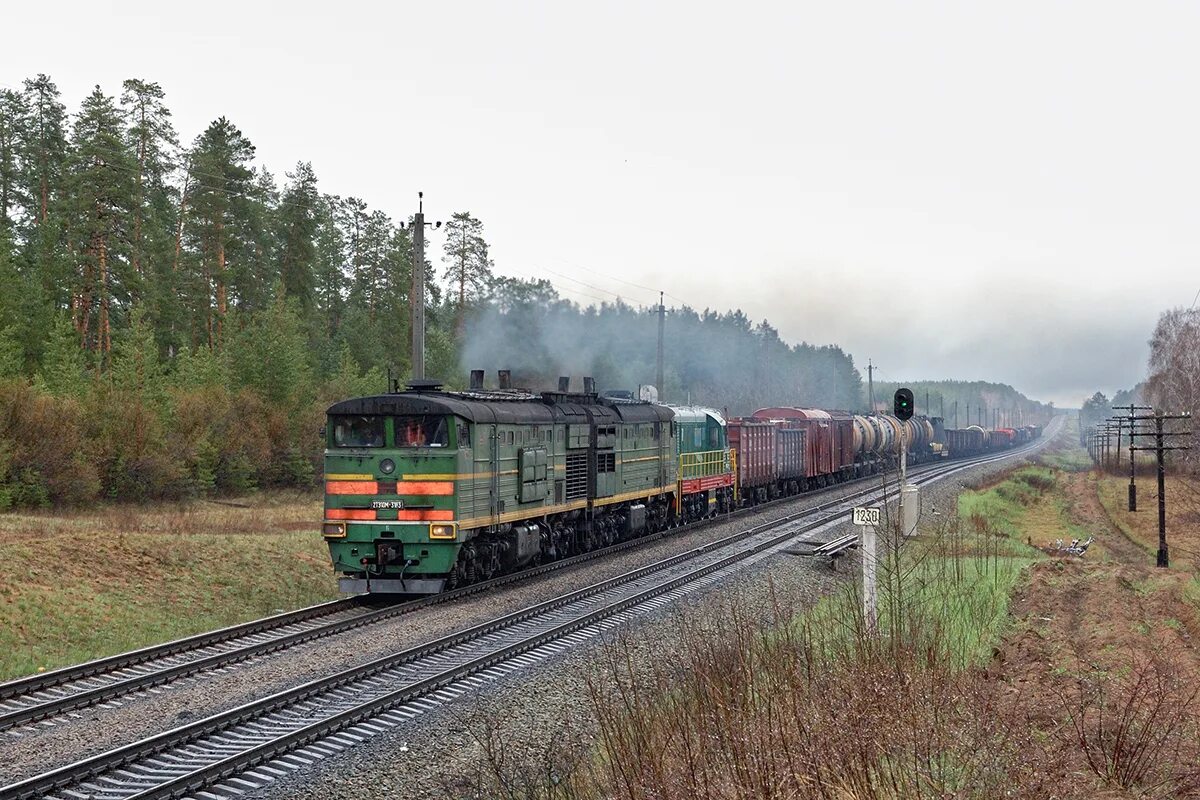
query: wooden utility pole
[
  {"left": 1113, "top": 404, "right": 1151, "bottom": 510},
  {"left": 867, "top": 360, "right": 876, "bottom": 413},
  {"left": 407, "top": 192, "right": 442, "bottom": 381},
  {"left": 657, "top": 291, "right": 665, "bottom": 399},
  {"left": 1128, "top": 412, "right": 1192, "bottom": 568},
  {"left": 411, "top": 194, "right": 426, "bottom": 380}
]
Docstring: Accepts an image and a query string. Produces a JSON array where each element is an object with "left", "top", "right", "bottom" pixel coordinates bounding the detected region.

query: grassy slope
[
  {"left": 561, "top": 437, "right": 1110, "bottom": 798},
  {"left": 0, "top": 494, "right": 338, "bottom": 681}
]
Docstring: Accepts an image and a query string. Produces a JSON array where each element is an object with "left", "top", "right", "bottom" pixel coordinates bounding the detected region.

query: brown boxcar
[
  {"left": 752, "top": 407, "right": 837, "bottom": 483},
  {"left": 991, "top": 428, "right": 1015, "bottom": 448},
  {"left": 728, "top": 419, "right": 776, "bottom": 491},
  {"left": 826, "top": 410, "right": 858, "bottom": 472}
]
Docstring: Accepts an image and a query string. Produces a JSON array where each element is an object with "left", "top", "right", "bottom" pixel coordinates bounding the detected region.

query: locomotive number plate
[
  {"left": 851, "top": 506, "right": 881, "bottom": 526},
  {"left": 371, "top": 500, "right": 406, "bottom": 510}
]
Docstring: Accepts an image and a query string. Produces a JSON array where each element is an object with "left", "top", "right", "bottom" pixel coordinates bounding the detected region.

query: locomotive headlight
[
  {"left": 429, "top": 523, "right": 457, "bottom": 540},
  {"left": 323, "top": 522, "right": 346, "bottom": 538},
  {"left": 379, "top": 458, "right": 396, "bottom": 475}
]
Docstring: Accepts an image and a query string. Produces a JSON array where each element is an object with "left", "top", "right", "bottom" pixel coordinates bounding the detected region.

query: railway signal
[
  {"left": 894, "top": 387, "right": 914, "bottom": 421},
  {"left": 893, "top": 388, "right": 918, "bottom": 542}
]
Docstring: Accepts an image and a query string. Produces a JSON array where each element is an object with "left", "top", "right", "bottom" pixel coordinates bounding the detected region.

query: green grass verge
[
  {"left": 0, "top": 525, "right": 338, "bottom": 681},
  {"left": 801, "top": 465, "right": 1072, "bottom": 669}
]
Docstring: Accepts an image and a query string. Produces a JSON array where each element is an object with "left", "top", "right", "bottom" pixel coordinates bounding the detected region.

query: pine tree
[
  {"left": 328, "top": 341, "right": 385, "bottom": 399},
  {"left": 34, "top": 314, "right": 88, "bottom": 397},
  {"left": 184, "top": 117, "right": 257, "bottom": 347},
  {"left": 313, "top": 194, "right": 347, "bottom": 336},
  {"left": 236, "top": 167, "right": 279, "bottom": 311},
  {"left": 120, "top": 79, "right": 180, "bottom": 353},
  {"left": 18, "top": 75, "right": 69, "bottom": 310},
  {"left": 226, "top": 291, "right": 312, "bottom": 409},
  {"left": 441, "top": 211, "right": 494, "bottom": 331},
  {"left": 277, "top": 162, "right": 319, "bottom": 306},
  {"left": 65, "top": 86, "right": 137, "bottom": 361},
  {"left": 171, "top": 343, "right": 227, "bottom": 389},
  {"left": 0, "top": 230, "right": 30, "bottom": 375},
  {"left": 0, "top": 325, "right": 22, "bottom": 379},
  {"left": 120, "top": 79, "right": 178, "bottom": 280},
  {"left": 19, "top": 75, "right": 67, "bottom": 227},
  {"left": 110, "top": 305, "right": 166, "bottom": 409},
  {"left": 0, "top": 89, "right": 28, "bottom": 233}
]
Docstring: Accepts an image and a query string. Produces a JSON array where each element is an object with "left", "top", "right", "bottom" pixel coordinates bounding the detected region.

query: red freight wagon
[
  {"left": 753, "top": 407, "right": 836, "bottom": 484},
  {"left": 991, "top": 428, "right": 1015, "bottom": 448},
  {"left": 826, "top": 411, "right": 858, "bottom": 473},
  {"left": 728, "top": 419, "right": 776, "bottom": 491}
]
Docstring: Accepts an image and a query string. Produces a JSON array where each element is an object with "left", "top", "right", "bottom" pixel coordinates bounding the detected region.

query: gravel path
[{"left": 239, "top": 436, "right": 1057, "bottom": 800}]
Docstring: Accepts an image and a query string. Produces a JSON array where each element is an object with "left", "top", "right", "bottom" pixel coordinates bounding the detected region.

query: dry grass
[
  {"left": 1096, "top": 473, "right": 1200, "bottom": 570},
  {"left": 464, "top": 435, "right": 1200, "bottom": 800},
  {"left": 0, "top": 491, "right": 335, "bottom": 680}
]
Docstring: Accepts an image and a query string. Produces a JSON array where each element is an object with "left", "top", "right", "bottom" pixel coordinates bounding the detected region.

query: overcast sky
[{"left": 5, "top": 1, "right": 1197, "bottom": 407}]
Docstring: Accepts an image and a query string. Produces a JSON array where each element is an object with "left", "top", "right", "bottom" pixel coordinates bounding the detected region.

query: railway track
[
  {"left": 0, "top": 445, "right": 994, "bottom": 735},
  {"left": 0, "top": 424, "right": 1058, "bottom": 800}
]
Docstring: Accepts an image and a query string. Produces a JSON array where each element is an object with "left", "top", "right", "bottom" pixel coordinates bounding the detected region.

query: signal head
[{"left": 894, "top": 388, "right": 915, "bottom": 421}]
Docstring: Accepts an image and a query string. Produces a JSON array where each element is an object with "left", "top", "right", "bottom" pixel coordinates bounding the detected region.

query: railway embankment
[
  {"left": 243, "top": 417, "right": 1200, "bottom": 800},
  {"left": 243, "top": 423, "right": 1142, "bottom": 800},
  {"left": 0, "top": 448, "right": 1042, "bottom": 786},
  {"left": 488, "top": 422, "right": 1200, "bottom": 800}
]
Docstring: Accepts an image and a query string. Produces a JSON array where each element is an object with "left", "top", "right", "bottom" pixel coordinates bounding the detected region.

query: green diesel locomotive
[{"left": 322, "top": 377, "right": 730, "bottom": 593}]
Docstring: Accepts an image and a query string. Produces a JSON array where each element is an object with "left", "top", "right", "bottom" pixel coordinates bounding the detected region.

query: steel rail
[
  {"left": 0, "top": 423, "right": 1059, "bottom": 800},
  {"left": 0, "top": 469, "right": 888, "bottom": 734},
  {"left": 0, "top": 423, "right": 1056, "bottom": 735}
]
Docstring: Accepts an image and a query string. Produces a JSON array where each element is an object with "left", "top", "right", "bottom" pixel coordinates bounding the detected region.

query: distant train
[{"left": 321, "top": 373, "right": 1043, "bottom": 594}]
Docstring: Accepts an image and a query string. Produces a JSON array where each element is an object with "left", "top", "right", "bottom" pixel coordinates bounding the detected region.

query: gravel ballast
[
  {"left": 237, "top": 436, "right": 1057, "bottom": 800},
  {"left": 0, "top": 458, "right": 965, "bottom": 783},
  {"left": 0, "top": 428, "right": 1057, "bottom": 789}
]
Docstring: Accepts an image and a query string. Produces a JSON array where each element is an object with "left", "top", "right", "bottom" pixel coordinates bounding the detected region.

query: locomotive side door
[{"left": 488, "top": 424, "right": 499, "bottom": 530}]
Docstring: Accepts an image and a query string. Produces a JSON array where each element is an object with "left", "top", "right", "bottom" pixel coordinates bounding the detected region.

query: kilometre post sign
[{"left": 852, "top": 506, "right": 881, "bottom": 526}]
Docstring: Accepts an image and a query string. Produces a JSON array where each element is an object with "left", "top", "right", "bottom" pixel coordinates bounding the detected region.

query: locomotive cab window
[
  {"left": 394, "top": 415, "right": 450, "bottom": 447},
  {"left": 331, "top": 415, "right": 386, "bottom": 448}
]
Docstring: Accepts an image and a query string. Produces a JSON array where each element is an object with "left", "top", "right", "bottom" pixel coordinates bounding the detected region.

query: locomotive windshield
[
  {"left": 331, "top": 415, "right": 385, "bottom": 448},
  {"left": 395, "top": 415, "right": 450, "bottom": 447}
]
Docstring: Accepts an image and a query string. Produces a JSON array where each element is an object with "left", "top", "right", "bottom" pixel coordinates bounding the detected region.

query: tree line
[
  {"left": 0, "top": 74, "right": 869, "bottom": 508},
  {"left": 1144, "top": 307, "right": 1197, "bottom": 471},
  {"left": 871, "top": 379, "right": 1054, "bottom": 429}
]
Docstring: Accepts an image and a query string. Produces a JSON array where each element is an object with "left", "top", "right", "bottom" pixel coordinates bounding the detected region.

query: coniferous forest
[{"left": 0, "top": 74, "right": 888, "bottom": 507}]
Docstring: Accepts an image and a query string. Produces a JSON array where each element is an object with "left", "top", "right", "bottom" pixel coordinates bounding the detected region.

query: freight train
[{"left": 322, "top": 374, "right": 1042, "bottom": 594}]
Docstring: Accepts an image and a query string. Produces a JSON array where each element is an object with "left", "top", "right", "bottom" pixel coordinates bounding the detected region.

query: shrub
[{"left": 0, "top": 379, "right": 99, "bottom": 507}]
